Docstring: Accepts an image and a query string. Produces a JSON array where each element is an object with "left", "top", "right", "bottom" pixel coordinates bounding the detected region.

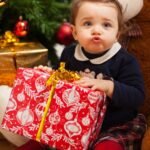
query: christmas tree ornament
[
  {"left": 14, "top": 16, "right": 28, "bottom": 37},
  {"left": 56, "top": 22, "right": 74, "bottom": 46}
]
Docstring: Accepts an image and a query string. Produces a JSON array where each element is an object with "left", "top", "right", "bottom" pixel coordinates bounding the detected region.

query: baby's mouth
[{"left": 92, "top": 36, "right": 101, "bottom": 43}]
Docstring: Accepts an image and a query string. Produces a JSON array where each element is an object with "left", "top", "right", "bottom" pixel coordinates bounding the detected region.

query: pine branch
[
  {"left": 0, "top": 0, "right": 70, "bottom": 41},
  {"left": 0, "top": 0, "right": 71, "bottom": 65}
]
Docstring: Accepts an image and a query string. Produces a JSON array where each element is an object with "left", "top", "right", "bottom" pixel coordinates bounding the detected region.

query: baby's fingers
[
  {"left": 34, "top": 65, "right": 44, "bottom": 70},
  {"left": 34, "top": 65, "right": 52, "bottom": 73}
]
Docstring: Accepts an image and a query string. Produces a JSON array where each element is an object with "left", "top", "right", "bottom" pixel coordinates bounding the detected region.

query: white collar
[{"left": 74, "top": 42, "right": 121, "bottom": 64}]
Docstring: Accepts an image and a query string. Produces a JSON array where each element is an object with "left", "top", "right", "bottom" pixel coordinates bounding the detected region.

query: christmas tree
[{"left": 0, "top": 0, "right": 71, "bottom": 65}]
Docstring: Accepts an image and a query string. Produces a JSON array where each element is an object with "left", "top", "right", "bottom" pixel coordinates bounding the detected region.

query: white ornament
[
  {"left": 54, "top": 93, "right": 65, "bottom": 108},
  {"left": 49, "top": 110, "right": 60, "bottom": 125},
  {"left": 88, "top": 91, "right": 100, "bottom": 104},
  {"left": 81, "top": 129, "right": 91, "bottom": 149},
  {"left": 6, "top": 97, "right": 17, "bottom": 113},
  {"left": 62, "top": 86, "right": 80, "bottom": 106},
  {"left": 17, "top": 90, "right": 25, "bottom": 102},
  {"left": 82, "top": 115, "right": 90, "bottom": 126},
  {"left": 64, "top": 119, "right": 82, "bottom": 137},
  {"left": 35, "top": 101, "right": 46, "bottom": 120},
  {"left": 46, "top": 126, "right": 53, "bottom": 136},
  {"left": 56, "top": 81, "right": 64, "bottom": 89},
  {"left": 35, "top": 76, "right": 47, "bottom": 92},
  {"left": 16, "top": 106, "right": 34, "bottom": 126},
  {"left": 23, "top": 69, "right": 34, "bottom": 80},
  {"left": 65, "top": 112, "right": 73, "bottom": 120}
]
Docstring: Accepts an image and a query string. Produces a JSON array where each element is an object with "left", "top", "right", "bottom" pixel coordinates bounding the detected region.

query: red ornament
[
  {"left": 14, "top": 16, "right": 28, "bottom": 37},
  {"left": 56, "top": 22, "right": 74, "bottom": 46}
]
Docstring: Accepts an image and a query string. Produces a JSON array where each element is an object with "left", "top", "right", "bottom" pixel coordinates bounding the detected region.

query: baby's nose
[{"left": 92, "top": 25, "right": 102, "bottom": 35}]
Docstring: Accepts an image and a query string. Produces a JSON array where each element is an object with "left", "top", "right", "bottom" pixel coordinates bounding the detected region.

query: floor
[{"left": 0, "top": 133, "right": 17, "bottom": 150}]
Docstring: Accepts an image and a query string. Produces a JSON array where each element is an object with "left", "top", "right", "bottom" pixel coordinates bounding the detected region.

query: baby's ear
[
  {"left": 116, "top": 32, "right": 121, "bottom": 40},
  {"left": 71, "top": 24, "right": 77, "bottom": 40},
  {"left": 115, "top": 31, "right": 121, "bottom": 42}
]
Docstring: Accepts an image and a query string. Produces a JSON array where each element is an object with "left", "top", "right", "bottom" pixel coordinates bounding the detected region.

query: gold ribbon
[{"left": 36, "top": 62, "right": 80, "bottom": 141}]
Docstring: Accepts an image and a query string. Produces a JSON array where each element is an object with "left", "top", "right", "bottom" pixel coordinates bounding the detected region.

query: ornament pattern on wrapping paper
[
  {"left": 81, "top": 129, "right": 92, "bottom": 149},
  {"left": 82, "top": 114, "right": 91, "bottom": 126},
  {"left": 35, "top": 101, "right": 47, "bottom": 121},
  {"left": 23, "top": 129, "right": 34, "bottom": 139},
  {"left": 88, "top": 106, "right": 97, "bottom": 120},
  {"left": 6, "top": 97, "right": 17, "bottom": 113},
  {"left": 35, "top": 76, "right": 47, "bottom": 93},
  {"left": 69, "top": 102, "right": 87, "bottom": 113},
  {"left": 24, "top": 82, "right": 37, "bottom": 100},
  {"left": 88, "top": 91, "right": 103, "bottom": 104},
  {"left": 100, "top": 105, "right": 107, "bottom": 117},
  {"left": 23, "top": 69, "right": 34, "bottom": 80},
  {"left": 51, "top": 86, "right": 99, "bottom": 146},
  {"left": 16, "top": 103, "right": 34, "bottom": 126},
  {"left": 64, "top": 118, "right": 82, "bottom": 138},
  {"left": 65, "top": 112, "right": 73, "bottom": 120},
  {"left": 54, "top": 94, "right": 65, "bottom": 108},
  {"left": 46, "top": 126, "right": 54, "bottom": 136},
  {"left": 56, "top": 81, "right": 65, "bottom": 89},
  {"left": 13, "top": 78, "right": 22, "bottom": 87},
  {"left": 17, "top": 90, "right": 25, "bottom": 102},
  {"left": 42, "top": 83, "right": 104, "bottom": 149},
  {"left": 48, "top": 110, "right": 61, "bottom": 125},
  {"left": 64, "top": 135, "right": 76, "bottom": 145},
  {"left": 62, "top": 86, "right": 80, "bottom": 106},
  {"left": 1, "top": 68, "right": 106, "bottom": 150}
]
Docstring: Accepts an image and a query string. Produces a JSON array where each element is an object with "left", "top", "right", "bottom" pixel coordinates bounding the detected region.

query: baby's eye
[
  {"left": 83, "top": 21, "right": 92, "bottom": 26},
  {"left": 103, "top": 22, "right": 112, "bottom": 28}
]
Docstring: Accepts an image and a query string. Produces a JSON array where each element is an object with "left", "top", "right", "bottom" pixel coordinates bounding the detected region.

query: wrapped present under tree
[{"left": 0, "top": 37, "right": 48, "bottom": 86}]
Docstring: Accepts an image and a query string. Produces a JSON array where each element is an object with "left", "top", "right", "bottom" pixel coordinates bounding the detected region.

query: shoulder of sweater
[
  {"left": 63, "top": 43, "right": 77, "bottom": 53},
  {"left": 116, "top": 47, "right": 138, "bottom": 62}
]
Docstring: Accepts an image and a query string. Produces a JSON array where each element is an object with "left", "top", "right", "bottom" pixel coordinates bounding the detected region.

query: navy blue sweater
[{"left": 55, "top": 43, "right": 145, "bottom": 131}]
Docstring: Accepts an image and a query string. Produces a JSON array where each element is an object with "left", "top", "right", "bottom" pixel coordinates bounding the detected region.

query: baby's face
[{"left": 71, "top": 2, "right": 119, "bottom": 54}]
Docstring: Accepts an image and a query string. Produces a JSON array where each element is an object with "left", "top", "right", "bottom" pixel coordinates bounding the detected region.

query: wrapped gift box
[
  {"left": 0, "top": 42, "right": 48, "bottom": 86},
  {"left": 0, "top": 42, "right": 48, "bottom": 70},
  {"left": 1, "top": 68, "right": 106, "bottom": 150}
]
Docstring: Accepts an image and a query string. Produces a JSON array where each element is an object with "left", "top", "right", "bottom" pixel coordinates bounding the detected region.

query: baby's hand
[
  {"left": 75, "top": 77, "right": 114, "bottom": 98},
  {"left": 75, "top": 77, "right": 100, "bottom": 90},
  {"left": 34, "top": 65, "right": 53, "bottom": 73}
]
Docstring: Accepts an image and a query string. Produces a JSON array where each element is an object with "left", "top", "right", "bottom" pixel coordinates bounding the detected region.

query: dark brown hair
[{"left": 70, "top": 0, "right": 125, "bottom": 34}]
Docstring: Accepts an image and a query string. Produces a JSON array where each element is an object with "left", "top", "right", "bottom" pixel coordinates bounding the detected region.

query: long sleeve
[{"left": 111, "top": 55, "right": 145, "bottom": 109}]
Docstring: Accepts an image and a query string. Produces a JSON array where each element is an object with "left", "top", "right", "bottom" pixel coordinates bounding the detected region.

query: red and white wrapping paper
[{"left": 1, "top": 68, "right": 106, "bottom": 150}]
